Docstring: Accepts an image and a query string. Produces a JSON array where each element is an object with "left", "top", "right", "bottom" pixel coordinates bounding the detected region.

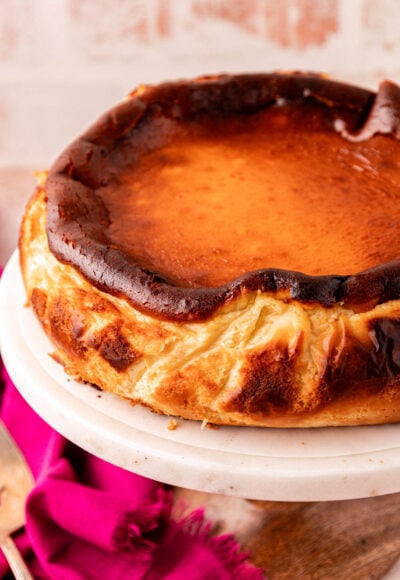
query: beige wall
[{"left": 1, "top": 0, "right": 400, "bottom": 167}]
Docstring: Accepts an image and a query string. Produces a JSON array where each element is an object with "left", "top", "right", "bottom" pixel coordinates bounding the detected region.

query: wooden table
[
  {"left": 176, "top": 489, "right": 400, "bottom": 578},
  {"left": 2, "top": 168, "right": 400, "bottom": 579}
]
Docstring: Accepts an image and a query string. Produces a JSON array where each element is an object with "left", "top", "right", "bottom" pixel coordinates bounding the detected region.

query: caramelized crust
[
  {"left": 19, "top": 73, "right": 400, "bottom": 427},
  {"left": 43, "top": 73, "right": 400, "bottom": 321}
]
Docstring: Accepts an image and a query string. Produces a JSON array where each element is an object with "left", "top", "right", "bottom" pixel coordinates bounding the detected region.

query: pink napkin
[{"left": 0, "top": 361, "right": 265, "bottom": 579}]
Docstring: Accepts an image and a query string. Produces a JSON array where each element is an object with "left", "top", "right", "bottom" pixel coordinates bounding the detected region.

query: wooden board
[{"left": 175, "top": 489, "right": 400, "bottom": 578}]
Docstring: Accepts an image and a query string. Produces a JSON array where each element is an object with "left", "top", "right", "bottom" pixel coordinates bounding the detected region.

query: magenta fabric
[{"left": 0, "top": 355, "right": 265, "bottom": 579}]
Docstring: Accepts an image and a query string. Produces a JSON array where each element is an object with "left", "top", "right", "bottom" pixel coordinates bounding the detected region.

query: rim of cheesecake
[{"left": 44, "top": 72, "right": 400, "bottom": 322}]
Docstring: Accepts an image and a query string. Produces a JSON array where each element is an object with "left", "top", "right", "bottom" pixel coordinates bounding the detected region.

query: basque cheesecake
[{"left": 19, "top": 72, "right": 400, "bottom": 427}]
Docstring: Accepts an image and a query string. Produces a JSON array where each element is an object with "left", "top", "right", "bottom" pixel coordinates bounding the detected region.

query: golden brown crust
[{"left": 20, "top": 186, "right": 400, "bottom": 427}]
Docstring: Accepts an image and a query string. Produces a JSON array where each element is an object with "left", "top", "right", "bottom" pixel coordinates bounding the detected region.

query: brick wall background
[{"left": 1, "top": 0, "right": 400, "bottom": 167}]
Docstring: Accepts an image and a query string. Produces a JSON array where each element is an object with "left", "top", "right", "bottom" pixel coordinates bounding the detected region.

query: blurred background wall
[{"left": 1, "top": 0, "right": 400, "bottom": 168}]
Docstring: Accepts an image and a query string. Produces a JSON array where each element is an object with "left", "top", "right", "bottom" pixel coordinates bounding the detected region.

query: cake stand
[{"left": 2, "top": 251, "right": 400, "bottom": 502}]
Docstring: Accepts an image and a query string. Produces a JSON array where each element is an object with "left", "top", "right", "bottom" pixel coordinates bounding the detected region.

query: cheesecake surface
[{"left": 99, "top": 103, "right": 400, "bottom": 287}]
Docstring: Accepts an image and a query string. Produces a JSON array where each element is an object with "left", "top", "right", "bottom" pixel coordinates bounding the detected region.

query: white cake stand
[{"left": 2, "top": 251, "right": 400, "bottom": 501}]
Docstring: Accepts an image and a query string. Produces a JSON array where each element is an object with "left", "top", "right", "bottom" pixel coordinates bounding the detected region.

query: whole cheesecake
[{"left": 19, "top": 72, "right": 400, "bottom": 427}]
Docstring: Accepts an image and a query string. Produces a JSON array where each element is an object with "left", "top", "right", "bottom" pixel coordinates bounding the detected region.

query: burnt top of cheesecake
[{"left": 45, "top": 73, "right": 400, "bottom": 321}]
